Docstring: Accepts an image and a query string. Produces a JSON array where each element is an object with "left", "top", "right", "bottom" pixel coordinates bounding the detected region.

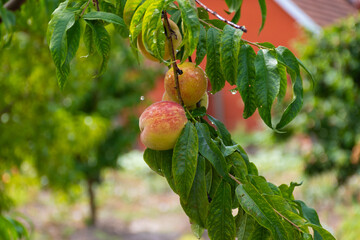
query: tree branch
[
  {"left": 198, "top": 18, "right": 271, "bottom": 50},
  {"left": 163, "top": 11, "right": 184, "bottom": 107},
  {"left": 195, "top": 0, "right": 247, "bottom": 33},
  {"left": 228, "top": 173, "right": 303, "bottom": 233}
]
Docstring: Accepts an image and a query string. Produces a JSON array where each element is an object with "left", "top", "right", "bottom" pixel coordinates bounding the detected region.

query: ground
[{"left": 13, "top": 136, "right": 360, "bottom": 239}]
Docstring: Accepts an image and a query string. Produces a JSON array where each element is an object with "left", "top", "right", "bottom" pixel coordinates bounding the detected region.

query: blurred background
[{"left": 1, "top": 0, "right": 360, "bottom": 239}]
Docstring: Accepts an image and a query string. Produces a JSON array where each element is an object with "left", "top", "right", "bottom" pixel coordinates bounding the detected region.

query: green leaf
[
  {"left": 236, "top": 183, "right": 288, "bottom": 239},
  {"left": 237, "top": 44, "right": 257, "bottom": 119},
  {"left": 169, "top": 9, "right": 181, "bottom": 23},
  {"left": 195, "top": 26, "right": 207, "bottom": 66},
  {"left": 178, "top": 0, "right": 200, "bottom": 61},
  {"left": 205, "top": 19, "right": 227, "bottom": 29},
  {"left": 297, "top": 58, "right": 315, "bottom": 86},
  {"left": 225, "top": 0, "right": 242, "bottom": 12},
  {"left": 49, "top": 10, "right": 75, "bottom": 72},
  {"left": 195, "top": 122, "right": 229, "bottom": 180},
  {"left": 116, "top": 0, "right": 127, "bottom": 18},
  {"left": 129, "top": 0, "right": 151, "bottom": 44},
  {"left": 99, "top": 1, "right": 116, "bottom": 14},
  {"left": 206, "top": 27, "right": 225, "bottom": 93},
  {"left": 160, "top": 150, "right": 177, "bottom": 193},
  {"left": 143, "top": 148, "right": 165, "bottom": 176},
  {"left": 295, "top": 200, "right": 323, "bottom": 240},
  {"left": 173, "top": 122, "right": 199, "bottom": 201},
  {"left": 275, "top": 46, "right": 304, "bottom": 129},
  {"left": 86, "top": 20, "right": 111, "bottom": 76},
  {"left": 258, "top": 0, "right": 267, "bottom": 33},
  {"left": 197, "top": 7, "right": 209, "bottom": 20},
  {"left": 237, "top": 212, "right": 271, "bottom": 240},
  {"left": 306, "top": 223, "right": 335, "bottom": 240},
  {"left": 277, "top": 64, "right": 287, "bottom": 103},
  {"left": 207, "top": 115, "right": 232, "bottom": 146},
  {"left": 254, "top": 49, "right": 280, "bottom": 128},
  {"left": 0, "top": 5, "right": 16, "bottom": 32},
  {"left": 208, "top": 166, "right": 222, "bottom": 201},
  {"left": 227, "top": 152, "right": 248, "bottom": 182},
  {"left": 208, "top": 180, "right": 236, "bottom": 240},
  {"left": 65, "top": 20, "right": 81, "bottom": 64},
  {"left": 83, "top": 11, "right": 126, "bottom": 27},
  {"left": 180, "top": 155, "right": 209, "bottom": 227},
  {"left": 220, "top": 25, "right": 243, "bottom": 85},
  {"left": 141, "top": 0, "right": 166, "bottom": 60},
  {"left": 83, "top": 24, "right": 95, "bottom": 55},
  {"left": 191, "top": 223, "right": 205, "bottom": 239},
  {"left": 123, "top": 0, "right": 143, "bottom": 26},
  {"left": 249, "top": 175, "right": 274, "bottom": 195},
  {"left": 231, "top": 5, "right": 242, "bottom": 24},
  {"left": 279, "top": 181, "right": 302, "bottom": 200},
  {"left": 56, "top": 19, "right": 81, "bottom": 88}
]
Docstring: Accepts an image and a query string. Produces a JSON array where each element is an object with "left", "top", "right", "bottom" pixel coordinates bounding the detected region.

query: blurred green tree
[
  {"left": 294, "top": 15, "right": 360, "bottom": 185},
  {"left": 0, "top": 0, "right": 160, "bottom": 229}
]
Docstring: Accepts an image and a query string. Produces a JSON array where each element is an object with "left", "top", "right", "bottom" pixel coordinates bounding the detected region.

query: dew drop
[
  {"left": 140, "top": 96, "right": 145, "bottom": 101},
  {"left": 230, "top": 89, "right": 237, "bottom": 95}
]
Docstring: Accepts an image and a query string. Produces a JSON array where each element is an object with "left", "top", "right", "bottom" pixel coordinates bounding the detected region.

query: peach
[
  {"left": 164, "top": 62, "right": 208, "bottom": 107},
  {"left": 139, "top": 101, "right": 188, "bottom": 150},
  {"left": 137, "top": 19, "right": 182, "bottom": 62}
]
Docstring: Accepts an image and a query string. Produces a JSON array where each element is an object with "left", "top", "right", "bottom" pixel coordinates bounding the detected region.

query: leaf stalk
[{"left": 195, "top": 0, "right": 247, "bottom": 33}]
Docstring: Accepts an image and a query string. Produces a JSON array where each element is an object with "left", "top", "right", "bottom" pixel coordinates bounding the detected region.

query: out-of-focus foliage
[
  {"left": 0, "top": 0, "right": 160, "bottom": 228},
  {"left": 293, "top": 15, "right": 360, "bottom": 184}
]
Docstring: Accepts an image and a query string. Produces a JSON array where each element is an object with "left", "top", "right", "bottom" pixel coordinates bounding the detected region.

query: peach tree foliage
[
  {"left": 42, "top": 0, "right": 334, "bottom": 240},
  {"left": 0, "top": 0, "right": 161, "bottom": 236}
]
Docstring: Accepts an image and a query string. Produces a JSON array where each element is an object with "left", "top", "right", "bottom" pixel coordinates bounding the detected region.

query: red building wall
[{"left": 147, "top": 0, "right": 303, "bottom": 131}]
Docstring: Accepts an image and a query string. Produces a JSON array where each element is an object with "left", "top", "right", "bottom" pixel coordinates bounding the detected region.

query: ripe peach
[
  {"left": 139, "top": 101, "right": 188, "bottom": 150},
  {"left": 137, "top": 19, "right": 182, "bottom": 61},
  {"left": 164, "top": 62, "right": 208, "bottom": 107}
]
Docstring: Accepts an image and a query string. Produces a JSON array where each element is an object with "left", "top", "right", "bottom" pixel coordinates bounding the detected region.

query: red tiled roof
[{"left": 292, "top": 0, "right": 358, "bottom": 27}]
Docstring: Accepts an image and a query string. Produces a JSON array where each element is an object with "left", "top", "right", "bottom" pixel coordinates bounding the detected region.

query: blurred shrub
[
  {"left": 0, "top": 0, "right": 161, "bottom": 227},
  {"left": 291, "top": 14, "right": 360, "bottom": 184}
]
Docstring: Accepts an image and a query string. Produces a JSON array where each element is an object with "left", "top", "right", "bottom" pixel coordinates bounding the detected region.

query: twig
[
  {"left": 199, "top": 18, "right": 271, "bottom": 50},
  {"left": 273, "top": 208, "right": 303, "bottom": 233},
  {"left": 92, "top": 0, "right": 100, "bottom": 11},
  {"left": 195, "top": 0, "right": 247, "bottom": 33},
  {"left": 163, "top": 11, "right": 184, "bottom": 107},
  {"left": 229, "top": 173, "right": 242, "bottom": 184},
  {"left": 228, "top": 173, "right": 303, "bottom": 233},
  {"left": 80, "top": 0, "right": 91, "bottom": 17}
]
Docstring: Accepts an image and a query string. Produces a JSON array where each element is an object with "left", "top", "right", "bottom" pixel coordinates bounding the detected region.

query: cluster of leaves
[
  {"left": 43, "top": 0, "right": 335, "bottom": 239},
  {"left": 144, "top": 114, "right": 334, "bottom": 240},
  {"left": 47, "top": 0, "right": 128, "bottom": 88},
  {"left": 292, "top": 15, "right": 360, "bottom": 185},
  {"left": 0, "top": 0, "right": 160, "bottom": 230},
  {"left": 0, "top": 214, "right": 30, "bottom": 240},
  {"left": 47, "top": 0, "right": 313, "bottom": 130}
]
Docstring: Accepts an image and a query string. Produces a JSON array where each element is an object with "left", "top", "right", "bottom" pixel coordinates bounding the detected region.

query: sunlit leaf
[
  {"left": 173, "top": 122, "right": 199, "bottom": 201},
  {"left": 206, "top": 27, "right": 225, "bottom": 93}
]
